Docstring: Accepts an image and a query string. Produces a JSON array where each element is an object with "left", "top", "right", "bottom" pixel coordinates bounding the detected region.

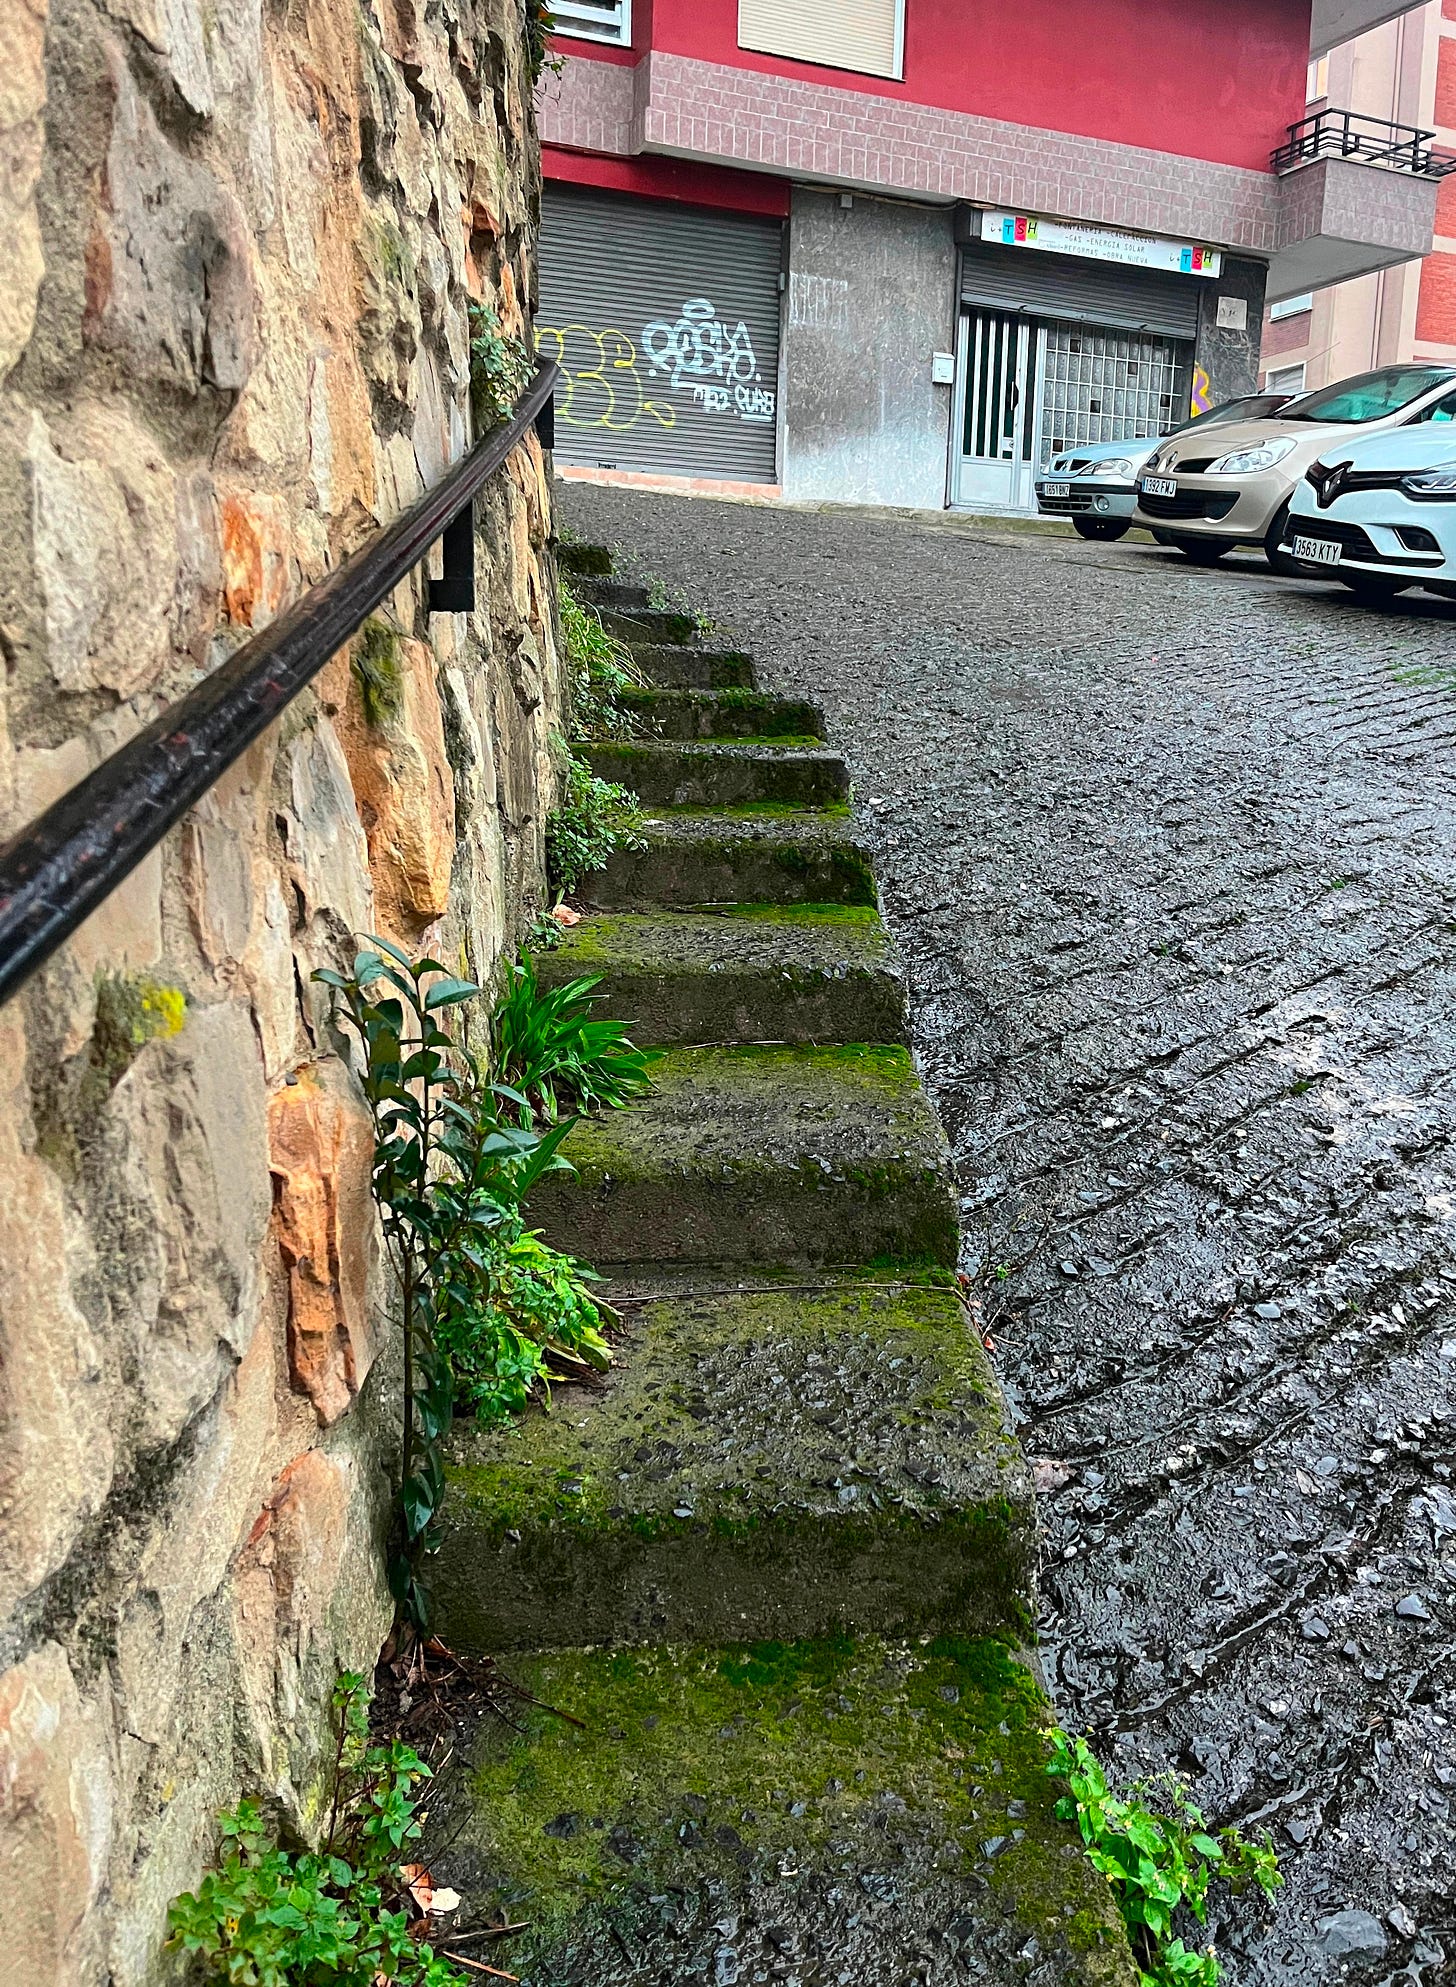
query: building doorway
[{"left": 952, "top": 310, "right": 1039, "bottom": 511}]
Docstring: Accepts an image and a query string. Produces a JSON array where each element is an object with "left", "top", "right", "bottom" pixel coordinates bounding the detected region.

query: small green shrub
[
  {"left": 317, "top": 942, "right": 575, "bottom": 1625},
  {"left": 468, "top": 302, "right": 535, "bottom": 426},
  {"left": 560, "top": 578, "right": 646, "bottom": 737},
  {"left": 437, "top": 1218, "right": 610, "bottom": 1424},
  {"left": 1048, "top": 1732, "right": 1280, "bottom": 1987},
  {"left": 493, "top": 953, "right": 656, "bottom": 1120},
  {"left": 167, "top": 1673, "right": 466, "bottom": 1986},
  {"left": 546, "top": 748, "right": 646, "bottom": 901}
]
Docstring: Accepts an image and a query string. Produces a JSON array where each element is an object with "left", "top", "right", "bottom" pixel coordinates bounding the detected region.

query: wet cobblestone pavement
[{"left": 564, "top": 484, "right": 1456, "bottom": 1985}]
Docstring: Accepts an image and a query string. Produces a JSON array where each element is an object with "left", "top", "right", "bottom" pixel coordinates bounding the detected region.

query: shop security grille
[
  {"left": 538, "top": 183, "right": 783, "bottom": 483},
  {"left": 1039, "top": 325, "right": 1187, "bottom": 466}
]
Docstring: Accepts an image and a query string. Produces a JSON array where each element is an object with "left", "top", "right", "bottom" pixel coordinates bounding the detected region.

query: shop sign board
[{"left": 979, "top": 211, "right": 1222, "bottom": 279}]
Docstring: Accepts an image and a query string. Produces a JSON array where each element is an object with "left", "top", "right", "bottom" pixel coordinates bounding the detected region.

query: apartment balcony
[{"left": 1266, "top": 109, "right": 1448, "bottom": 301}]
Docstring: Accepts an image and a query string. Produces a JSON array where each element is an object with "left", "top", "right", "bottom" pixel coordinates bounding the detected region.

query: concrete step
[
  {"left": 556, "top": 539, "right": 614, "bottom": 578},
  {"left": 525, "top": 1043, "right": 959, "bottom": 1272},
  {"left": 434, "top": 1628, "right": 1136, "bottom": 1987},
  {"left": 580, "top": 805, "right": 875, "bottom": 910},
  {"left": 615, "top": 687, "right": 824, "bottom": 741},
  {"left": 625, "top": 642, "right": 756, "bottom": 690},
  {"left": 571, "top": 576, "right": 654, "bottom": 613},
  {"left": 533, "top": 905, "right": 906, "bottom": 1047},
  {"left": 438, "top": 1279, "right": 1031, "bottom": 1654},
  {"left": 583, "top": 739, "right": 849, "bottom": 810},
  {"left": 598, "top": 604, "right": 702, "bottom": 646}
]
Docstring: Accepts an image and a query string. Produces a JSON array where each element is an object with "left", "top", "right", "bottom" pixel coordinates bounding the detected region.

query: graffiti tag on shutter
[
  {"left": 641, "top": 298, "right": 777, "bottom": 425},
  {"left": 534, "top": 324, "right": 676, "bottom": 432}
]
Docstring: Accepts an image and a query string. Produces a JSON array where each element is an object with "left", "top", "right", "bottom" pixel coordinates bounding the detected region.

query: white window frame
[
  {"left": 738, "top": 0, "right": 906, "bottom": 82},
  {"left": 552, "top": 0, "right": 631, "bottom": 48},
  {"left": 1269, "top": 293, "right": 1313, "bottom": 321},
  {"left": 1266, "top": 362, "right": 1307, "bottom": 392}
]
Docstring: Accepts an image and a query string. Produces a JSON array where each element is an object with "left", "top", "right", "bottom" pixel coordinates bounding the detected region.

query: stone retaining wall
[{"left": 0, "top": 0, "right": 556, "bottom": 1978}]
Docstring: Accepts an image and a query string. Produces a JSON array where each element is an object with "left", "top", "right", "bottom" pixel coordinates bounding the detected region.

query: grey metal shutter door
[
  {"left": 538, "top": 185, "right": 783, "bottom": 483},
  {"left": 959, "top": 242, "right": 1201, "bottom": 339}
]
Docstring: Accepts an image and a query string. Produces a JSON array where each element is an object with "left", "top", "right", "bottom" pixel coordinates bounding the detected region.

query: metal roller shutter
[
  {"left": 537, "top": 185, "right": 784, "bottom": 483},
  {"left": 958, "top": 240, "right": 1201, "bottom": 340}
]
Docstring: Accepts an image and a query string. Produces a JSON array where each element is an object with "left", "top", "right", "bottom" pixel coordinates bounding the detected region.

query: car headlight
[
  {"left": 1090, "top": 458, "right": 1135, "bottom": 479},
  {"left": 1401, "top": 465, "right": 1456, "bottom": 497},
  {"left": 1206, "top": 437, "right": 1298, "bottom": 476}
]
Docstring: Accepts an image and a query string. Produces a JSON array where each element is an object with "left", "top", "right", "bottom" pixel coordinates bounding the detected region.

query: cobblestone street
[{"left": 565, "top": 484, "right": 1456, "bottom": 1985}]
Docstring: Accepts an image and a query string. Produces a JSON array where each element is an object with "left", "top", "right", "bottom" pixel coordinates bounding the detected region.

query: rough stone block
[{"left": 268, "top": 1059, "right": 377, "bottom": 1426}]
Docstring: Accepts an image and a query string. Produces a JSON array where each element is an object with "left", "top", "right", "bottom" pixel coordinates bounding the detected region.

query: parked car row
[{"left": 1036, "top": 362, "right": 1456, "bottom": 606}]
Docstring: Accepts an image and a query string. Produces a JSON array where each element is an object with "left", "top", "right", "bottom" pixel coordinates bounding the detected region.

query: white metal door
[{"left": 953, "top": 310, "right": 1039, "bottom": 512}]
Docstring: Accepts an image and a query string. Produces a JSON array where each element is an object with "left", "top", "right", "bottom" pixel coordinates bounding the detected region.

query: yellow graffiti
[{"left": 535, "top": 323, "right": 676, "bottom": 433}]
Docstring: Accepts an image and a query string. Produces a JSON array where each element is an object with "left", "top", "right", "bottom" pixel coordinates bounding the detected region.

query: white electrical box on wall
[{"left": 931, "top": 351, "right": 956, "bottom": 383}]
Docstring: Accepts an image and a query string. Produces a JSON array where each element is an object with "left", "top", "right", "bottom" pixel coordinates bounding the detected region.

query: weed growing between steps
[
  {"left": 167, "top": 1672, "right": 469, "bottom": 1986},
  {"left": 1048, "top": 1733, "right": 1281, "bottom": 1986},
  {"left": 316, "top": 940, "right": 651, "bottom": 1626},
  {"left": 546, "top": 748, "right": 646, "bottom": 902},
  {"left": 559, "top": 576, "right": 648, "bottom": 738}
]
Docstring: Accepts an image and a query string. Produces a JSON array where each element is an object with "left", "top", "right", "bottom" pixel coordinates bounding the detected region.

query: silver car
[{"left": 1037, "top": 393, "right": 1301, "bottom": 542}]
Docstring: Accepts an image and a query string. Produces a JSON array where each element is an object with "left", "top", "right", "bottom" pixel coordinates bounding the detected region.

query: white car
[{"left": 1281, "top": 423, "right": 1456, "bottom": 603}]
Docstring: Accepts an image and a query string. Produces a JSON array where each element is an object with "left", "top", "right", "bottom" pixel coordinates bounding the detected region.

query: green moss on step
[
  {"left": 443, "top": 1634, "right": 1134, "bottom": 1983},
  {"left": 436, "top": 1282, "right": 1029, "bottom": 1650}
]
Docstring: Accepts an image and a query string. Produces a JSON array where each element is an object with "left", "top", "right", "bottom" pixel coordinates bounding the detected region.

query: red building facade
[{"left": 538, "top": 0, "right": 1443, "bottom": 507}]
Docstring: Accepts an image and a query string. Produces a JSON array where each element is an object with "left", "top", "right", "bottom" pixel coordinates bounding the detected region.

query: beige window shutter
[{"left": 738, "top": 0, "right": 902, "bottom": 80}]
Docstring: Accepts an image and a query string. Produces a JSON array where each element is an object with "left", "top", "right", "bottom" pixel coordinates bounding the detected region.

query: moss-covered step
[
  {"left": 430, "top": 1633, "right": 1136, "bottom": 1987},
  {"left": 596, "top": 605, "right": 702, "bottom": 646},
  {"left": 436, "top": 1281, "right": 1031, "bottom": 1653},
  {"left": 622, "top": 643, "right": 756, "bottom": 691},
  {"left": 615, "top": 687, "right": 824, "bottom": 741},
  {"left": 526, "top": 1043, "right": 958, "bottom": 1269},
  {"left": 532, "top": 906, "right": 906, "bottom": 1046},
  {"left": 580, "top": 805, "right": 875, "bottom": 910},
  {"left": 582, "top": 739, "right": 849, "bottom": 810}
]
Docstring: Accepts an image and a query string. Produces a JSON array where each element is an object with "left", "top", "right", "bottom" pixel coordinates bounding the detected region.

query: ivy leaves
[{"left": 1047, "top": 1731, "right": 1281, "bottom": 1987}]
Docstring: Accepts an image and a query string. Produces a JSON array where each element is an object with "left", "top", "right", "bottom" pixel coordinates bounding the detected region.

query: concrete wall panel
[{"left": 782, "top": 189, "right": 955, "bottom": 509}]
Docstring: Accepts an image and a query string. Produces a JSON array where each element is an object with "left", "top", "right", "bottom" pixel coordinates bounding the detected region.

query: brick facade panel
[
  {"left": 1438, "top": 37, "right": 1456, "bottom": 130},
  {"left": 1417, "top": 248, "right": 1456, "bottom": 342}
]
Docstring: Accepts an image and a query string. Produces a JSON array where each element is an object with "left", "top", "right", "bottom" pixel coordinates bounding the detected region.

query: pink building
[{"left": 537, "top": 0, "right": 1447, "bottom": 509}]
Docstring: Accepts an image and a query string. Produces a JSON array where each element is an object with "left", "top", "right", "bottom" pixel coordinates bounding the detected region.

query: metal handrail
[
  {"left": 1272, "top": 107, "right": 1456, "bottom": 178},
  {"left": 0, "top": 356, "right": 559, "bottom": 1007}
]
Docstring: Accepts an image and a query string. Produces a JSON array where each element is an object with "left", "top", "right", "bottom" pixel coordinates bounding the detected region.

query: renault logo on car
[{"left": 1312, "top": 460, "right": 1351, "bottom": 508}]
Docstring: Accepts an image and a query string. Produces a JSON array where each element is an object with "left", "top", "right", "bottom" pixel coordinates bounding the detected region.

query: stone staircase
[{"left": 432, "top": 544, "right": 1134, "bottom": 1985}]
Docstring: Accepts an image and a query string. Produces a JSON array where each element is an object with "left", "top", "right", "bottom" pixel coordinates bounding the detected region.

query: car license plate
[
  {"left": 1293, "top": 534, "right": 1342, "bottom": 567},
  {"left": 1044, "top": 482, "right": 1070, "bottom": 498},
  {"left": 1142, "top": 476, "right": 1178, "bottom": 498}
]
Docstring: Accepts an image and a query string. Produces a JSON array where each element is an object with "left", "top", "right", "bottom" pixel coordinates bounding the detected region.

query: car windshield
[
  {"left": 1283, "top": 366, "right": 1456, "bottom": 423},
  {"left": 1167, "top": 393, "right": 1289, "bottom": 436}
]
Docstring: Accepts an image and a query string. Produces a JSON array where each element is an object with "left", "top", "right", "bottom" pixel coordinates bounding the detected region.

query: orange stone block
[{"left": 268, "top": 1061, "right": 377, "bottom": 1425}]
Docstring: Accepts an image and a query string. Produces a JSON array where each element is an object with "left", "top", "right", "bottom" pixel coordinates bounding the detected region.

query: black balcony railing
[
  {"left": 1272, "top": 107, "right": 1456, "bottom": 178},
  {"left": 0, "top": 356, "right": 559, "bottom": 1007}
]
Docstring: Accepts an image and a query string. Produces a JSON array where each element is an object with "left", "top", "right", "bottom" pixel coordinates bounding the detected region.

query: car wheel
[
  {"left": 1073, "top": 517, "right": 1130, "bottom": 541},
  {"left": 1169, "top": 535, "right": 1230, "bottom": 565},
  {"left": 1338, "top": 572, "right": 1413, "bottom": 603},
  {"left": 1264, "top": 504, "right": 1300, "bottom": 578}
]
